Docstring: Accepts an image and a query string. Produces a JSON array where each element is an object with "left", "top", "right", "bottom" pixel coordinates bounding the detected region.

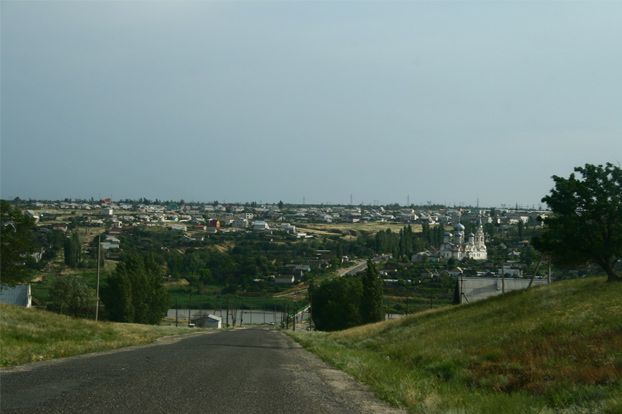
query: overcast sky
[{"left": 2, "top": 1, "right": 621, "bottom": 208}]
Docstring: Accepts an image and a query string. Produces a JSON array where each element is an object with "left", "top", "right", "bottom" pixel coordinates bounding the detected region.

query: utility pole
[
  {"left": 293, "top": 296, "right": 296, "bottom": 331},
  {"left": 502, "top": 260, "right": 505, "bottom": 294},
  {"left": 95, "top": 235, "right": 101, "bottom": 321},
  {"left": 226, "top": 297, "right": 230, "bottom": 327},
  {"left": 188, "top": 293, "right": 192, "bottom": 326}
]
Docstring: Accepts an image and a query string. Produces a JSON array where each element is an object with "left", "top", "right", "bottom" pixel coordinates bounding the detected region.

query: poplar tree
[
  {"left": 361, "top": 259, "right": 384, "bottom": 324},
  {"left": 101, "top": 253, "right": 169, "bottom": 324}
]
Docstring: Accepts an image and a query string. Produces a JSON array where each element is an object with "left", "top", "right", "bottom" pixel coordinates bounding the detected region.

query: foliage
[
  {"left": 63, "top": 231, "right": 82, "bottom": 268},
  {"left": 49, "top": 274, "right": 95, "bottom": 317},
  {"left": 374, "top": 224, "right": 444, "bottom": 259},
  {"left": 361, "top": 259, "right": 384, "bottom": 324},
  {"left": 532, "top": 163, "right": 622, "bottom": 282},
  {"left": 310, "top": 276, "right": 363, "bottom": 331},
  {"left": 0, "top": 200, "right": 36, "bottom": 285},
  {"left": 101, "top": 254, "right": 169, "bottom": 324}
]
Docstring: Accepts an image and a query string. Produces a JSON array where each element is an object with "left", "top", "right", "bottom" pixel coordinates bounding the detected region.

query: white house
[
  {"left": 253, "top": 221, "right": 270, "bottom": 231},
  {"left": 279, "top": 223, "right": 297, "bottom": 233},
  {"left": 231, "top": 218, "right": 249, "bottom": 228}
]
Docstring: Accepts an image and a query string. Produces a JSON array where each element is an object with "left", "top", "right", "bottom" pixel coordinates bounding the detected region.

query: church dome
[{"left": 454, "top": 223, "right": 465, "bottom": 232}]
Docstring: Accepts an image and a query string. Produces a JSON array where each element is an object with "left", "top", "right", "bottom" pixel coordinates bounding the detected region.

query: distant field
[{"left": 295, "top": 222, "right": 423, "bottom": 239}]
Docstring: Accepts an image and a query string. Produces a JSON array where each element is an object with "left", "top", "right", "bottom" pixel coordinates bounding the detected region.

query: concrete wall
[
  {"left": 457, "top": 277, "right": 548, "bottom": 304},
  {"left": 0, "top": 285, "right": 32, "bottom": 307}
]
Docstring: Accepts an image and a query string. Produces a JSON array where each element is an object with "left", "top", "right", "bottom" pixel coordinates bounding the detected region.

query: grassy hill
[
  {"left": 291, "top": 277, "right": 622, "bottom": 413},
  {"left": 0, "top": 303, "right": 192, "bottom": 367}
]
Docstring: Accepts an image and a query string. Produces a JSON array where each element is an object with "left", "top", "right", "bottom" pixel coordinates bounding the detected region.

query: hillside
[
  {"left": 291, "top": 277, "right": 622, "bottom": 413},
  {"left": 0, "top": 303, "right": 191, "bottom": 367}
]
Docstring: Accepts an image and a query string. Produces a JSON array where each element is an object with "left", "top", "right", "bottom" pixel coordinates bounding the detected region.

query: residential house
[
  {"left": 208, "top": 219, "right": 220, "bottom": 228},
  {"left": 253, "top": 221, "right": 270, "bottom": 231},
  {"left": 53, "top": 223, "right": 68, "bottom": 233},
  {"left": 274, "top": 275, "right": 295, "bottom": 284},
  {"left": 231, "top": 218, "right": 249, "bottom": 228}
]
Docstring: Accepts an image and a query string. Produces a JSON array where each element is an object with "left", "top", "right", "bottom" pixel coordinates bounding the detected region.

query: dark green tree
[
  {"left": 0, "top": 200, "right": 35, "bottom": 285},
  {"left": 64, "top": 231, "right": 81, "bottom": 268},
  {"left": 532, "top": 163, "right": 622, "bottom": 282},
  {"left": 310, "top": 277, "right": 362, "bottom": 331},
  {"left": 361, "top": 259, "right": 384, "bottom": 324},
  {"left": 101, "top": 253, "right": 169, "bottom": 324}
]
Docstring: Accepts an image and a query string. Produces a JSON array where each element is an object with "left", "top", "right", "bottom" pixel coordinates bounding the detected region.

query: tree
[
  {"left": 101, "top": 253, "right": 169, "bottom": 324},
  {"left": 361, "top": 259, "right": 384, "bottom": 324},
  {"left": 1, "top": 200, "right": 35, "bottom": 285},
  {"left": 532, "top": 163, "right": 622, "bottom": 282},
  {"left": 310, "top": 277, "right": 362, "bottom": 331},
  {"left": 64, "top": 231, "right": 81, "bottom": 268},
  {"left": 49, "top": 274, "right": 95, "bottom": 317}
]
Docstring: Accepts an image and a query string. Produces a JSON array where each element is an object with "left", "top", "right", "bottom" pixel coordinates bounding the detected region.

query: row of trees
[
  {"left": 373, "top": 223, "right": 446, "bottom": 260},
  {"left": 101, "top": 254, "right": 169, "bottom": 324},
  {"left": 310, "top": 260, "right": 384, "bottom": 331}
]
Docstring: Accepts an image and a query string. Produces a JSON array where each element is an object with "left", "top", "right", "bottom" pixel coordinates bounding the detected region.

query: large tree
[
  {"left": 532, "top": 163, "right": 621, "bottom": 282},
  {"left": 49, "top": 274, "right": 95, "bottom": 317},
  {"left": 101, "top": 253, "right": 169, "bottom": 324},
  {"left": 1, "top": 200, "right": 35, "bottom": 286},
  {"left": 310, "top": 277, "right": 362, "bottom": 331}
]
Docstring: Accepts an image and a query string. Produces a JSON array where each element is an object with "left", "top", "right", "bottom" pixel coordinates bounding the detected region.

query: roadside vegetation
[
  {"left": 0, "top": 302, "right": 193, "bottom": 367},
  {"left": 291, "top": 277, "right": 622, "bottom": 413}
]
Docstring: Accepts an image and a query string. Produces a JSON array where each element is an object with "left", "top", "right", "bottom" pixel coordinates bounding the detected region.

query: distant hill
[{"left": 292, "top": 277, "right": 622, "bottom": 413}]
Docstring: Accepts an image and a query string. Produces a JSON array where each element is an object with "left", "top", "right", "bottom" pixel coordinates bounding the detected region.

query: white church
[{"left": 440, "top": 216, "right": 488, "bottom": 261}]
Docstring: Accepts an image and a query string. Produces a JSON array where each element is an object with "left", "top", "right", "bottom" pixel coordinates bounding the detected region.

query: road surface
[{"left": 0, "top": 327, "right": 404, "bottom": 414}]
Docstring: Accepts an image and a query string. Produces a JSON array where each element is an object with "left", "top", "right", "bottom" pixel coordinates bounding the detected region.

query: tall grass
[
  {"left": 291, "top": 277, "right": 622, "bottom": 413},
  {"left": 0, "top": 303, "right": 191, "bottom": 367}
]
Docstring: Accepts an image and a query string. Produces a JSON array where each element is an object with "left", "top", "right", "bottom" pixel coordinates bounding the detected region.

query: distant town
[{"left": 3, "top": 196, "right": 576, "bottom": 320}]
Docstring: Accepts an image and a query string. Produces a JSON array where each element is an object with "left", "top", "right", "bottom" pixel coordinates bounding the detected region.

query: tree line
[{"left": 310, "top": 259, "right": 384, "bottom": 331}]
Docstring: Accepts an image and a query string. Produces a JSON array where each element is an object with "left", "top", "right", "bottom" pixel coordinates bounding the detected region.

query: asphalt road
[{"left": 0, "top": 327, "right": 404, "bottom": 414}]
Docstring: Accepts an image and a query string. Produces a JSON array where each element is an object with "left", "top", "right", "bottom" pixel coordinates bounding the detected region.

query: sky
[{"left": 2, "top": 1, "right": 621, "bottom": 208}]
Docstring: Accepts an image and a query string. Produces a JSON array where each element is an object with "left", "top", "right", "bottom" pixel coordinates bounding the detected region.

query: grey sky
[{"left": 2, "top": 1, "right": 621, "bottom": 207}]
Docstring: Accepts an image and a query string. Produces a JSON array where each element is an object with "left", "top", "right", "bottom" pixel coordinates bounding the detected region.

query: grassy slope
[
  {"left": 0, "top": 303, "right": 192, "bottom": 367},
  {"left": 291, "top": 277, "right": 622, "bottom": 413}
]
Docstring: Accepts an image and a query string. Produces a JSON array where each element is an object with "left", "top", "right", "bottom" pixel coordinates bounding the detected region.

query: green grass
[
  {"left": 290, "top": 277, "right": 622, "bottom": 413},
  {"left": 0, "top": 303, "right": 194, "bottom": 367}
]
